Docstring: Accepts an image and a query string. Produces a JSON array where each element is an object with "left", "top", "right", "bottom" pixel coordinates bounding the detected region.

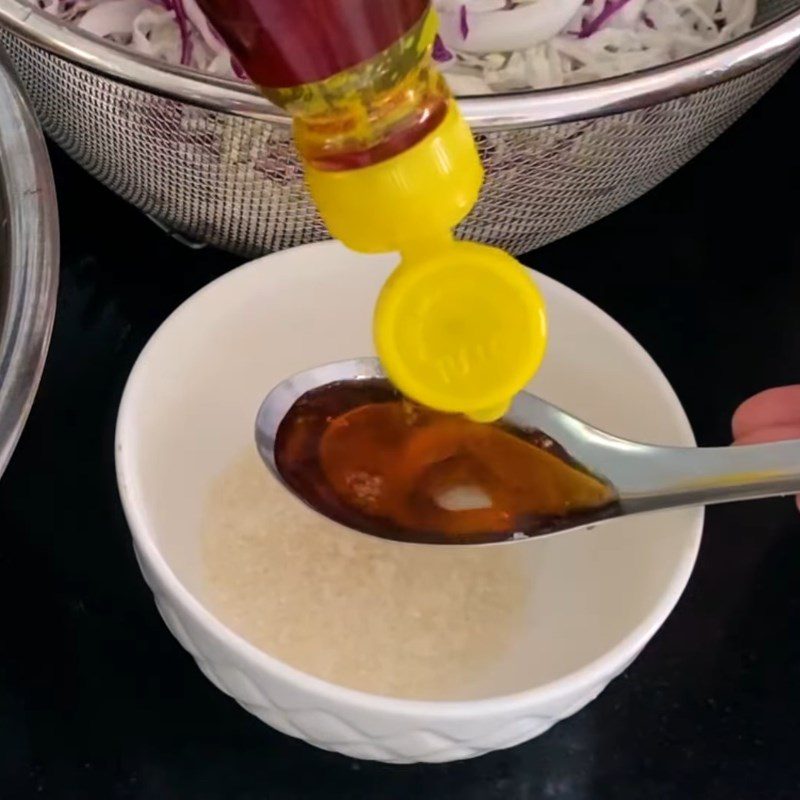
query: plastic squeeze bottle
[{"left": 194, "top": 0, "right": 547, "bottom": 421}]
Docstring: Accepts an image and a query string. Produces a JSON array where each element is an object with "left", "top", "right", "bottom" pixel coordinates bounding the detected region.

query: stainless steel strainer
[{"left": 1, "top": 1, "right": 799, "bottom": 257}]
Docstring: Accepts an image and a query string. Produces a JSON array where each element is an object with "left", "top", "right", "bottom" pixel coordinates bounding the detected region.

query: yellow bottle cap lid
[{"left": 374, "top": 241, "right": 547, "bottom": 422}]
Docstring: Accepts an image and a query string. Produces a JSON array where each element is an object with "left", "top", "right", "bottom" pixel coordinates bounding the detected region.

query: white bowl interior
[{"left": 117, "top": 241, "right": 701, "bottom": 702}]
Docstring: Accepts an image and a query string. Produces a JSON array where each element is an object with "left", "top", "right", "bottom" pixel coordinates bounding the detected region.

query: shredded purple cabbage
[
  {"left": 459, "top": 4, "right": 469, "bottom": 40},
  {"left": 231, "top": 57, "right": 247, "bottom": 79},
  {"left": 579, "top": 0, "right": 634, "bottom": 39},
  {"left": 432, "top": 34, "right": 454, "bottom": 62}
]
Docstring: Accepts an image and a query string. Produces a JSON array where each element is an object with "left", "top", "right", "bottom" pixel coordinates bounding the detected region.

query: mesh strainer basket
[{"left": 1, "top": 1, "right": 799, "bottom": 256}]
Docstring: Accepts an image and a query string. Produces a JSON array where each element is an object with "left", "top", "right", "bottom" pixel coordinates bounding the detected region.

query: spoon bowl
[{"left": 257, "top": 357, "right": 800, "bottom": 545}]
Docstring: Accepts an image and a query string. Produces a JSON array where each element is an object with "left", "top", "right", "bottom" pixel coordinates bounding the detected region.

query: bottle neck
[
  {"left": 290, "top": 62, "right": 450, "bottom": 171},
  {"left": 267, "top": 9, "right": 447, "bottom": 172}
]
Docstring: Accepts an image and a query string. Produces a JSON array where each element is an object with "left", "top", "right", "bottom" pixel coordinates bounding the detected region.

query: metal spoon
[{"left": 255, "top": 358, "right": 800, "bottom": 544}]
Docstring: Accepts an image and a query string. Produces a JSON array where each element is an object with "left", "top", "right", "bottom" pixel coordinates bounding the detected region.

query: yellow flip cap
[{"left": 375, "top": 242, "right": 547, "bottom": 421}]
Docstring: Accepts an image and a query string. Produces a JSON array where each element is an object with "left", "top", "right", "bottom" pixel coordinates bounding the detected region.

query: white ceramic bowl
[{"left": 116, "top": 241, "right": 703, "bottom": 764}]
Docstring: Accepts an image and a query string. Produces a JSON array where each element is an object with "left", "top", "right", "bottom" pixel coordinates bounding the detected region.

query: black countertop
[{"left": 2, "top": 63, "right": 800, "bottom": 799}]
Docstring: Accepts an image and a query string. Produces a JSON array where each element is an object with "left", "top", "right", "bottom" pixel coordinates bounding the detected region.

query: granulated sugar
[{"left": 202, "top": 449, "right": 530, "bottom": 700}]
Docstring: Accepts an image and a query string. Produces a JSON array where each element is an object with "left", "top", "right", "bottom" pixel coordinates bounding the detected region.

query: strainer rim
[{"left": 1, "top": 0, "right": 799, "bottom": 128}]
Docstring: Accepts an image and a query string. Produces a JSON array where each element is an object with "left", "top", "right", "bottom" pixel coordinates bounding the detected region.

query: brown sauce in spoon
[{"left": 274, "top": 380, "right": 619, "bottom": 544}]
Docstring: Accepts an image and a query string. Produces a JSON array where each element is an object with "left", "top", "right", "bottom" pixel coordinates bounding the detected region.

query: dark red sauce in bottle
[{"left": 194, "top": 0, "right": 429, "bottom": 88}]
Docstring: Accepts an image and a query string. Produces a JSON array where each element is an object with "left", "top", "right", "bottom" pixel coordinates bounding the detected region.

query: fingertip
[
  {"left": 732, "top": 385, "right": 800, "bottom": 440},
  {"left": 733, "top": 423, "right": 800, "bottom": 446}
]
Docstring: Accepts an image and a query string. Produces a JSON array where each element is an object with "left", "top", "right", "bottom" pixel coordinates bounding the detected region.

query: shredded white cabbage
[
  {"left": 41, "top": 0, "right": 243, "bottom": 77},
  {"left": 38, "top": 0, "right": 757, "bottom": 94},
  {"left": 435, "top": 0, "right": 759, "bottom": 93}
]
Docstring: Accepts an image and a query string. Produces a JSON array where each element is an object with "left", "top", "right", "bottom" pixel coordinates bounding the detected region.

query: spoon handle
[{"left": 611, "top": 439, "right": 800, "bottom": 513}]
